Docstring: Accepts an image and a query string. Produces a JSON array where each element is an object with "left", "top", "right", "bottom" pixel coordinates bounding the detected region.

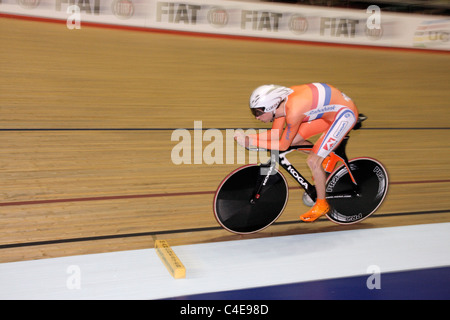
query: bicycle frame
[
  {"left": 215, "top": 114, "right": 387, "bottom": 231},
  {"left": 256, "top": 135, "right": 357, "bottom": 204}
]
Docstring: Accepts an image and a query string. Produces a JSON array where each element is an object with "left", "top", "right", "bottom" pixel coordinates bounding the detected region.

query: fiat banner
[{"left": 1, "top": 0, "right": 449, "bottom": 50}]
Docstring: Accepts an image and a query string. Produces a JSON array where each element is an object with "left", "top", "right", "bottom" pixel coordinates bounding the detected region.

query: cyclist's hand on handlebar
[
  {"left": 234, "top": 131, "right": 247, "bottom": 147},
  {"left": 234, "top": 132, "right": 261, "bottom": 151},
  {"left": 234, "top": 131, "right": 252, "bottom": 149}
]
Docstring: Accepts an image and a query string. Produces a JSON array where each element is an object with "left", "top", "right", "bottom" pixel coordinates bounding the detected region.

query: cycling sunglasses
[
  {"left": 251, "top": 100, "right": 284, "bottom": 117},
  {"left": 250, "top": 107, "right": 265, "bottom": 117}
]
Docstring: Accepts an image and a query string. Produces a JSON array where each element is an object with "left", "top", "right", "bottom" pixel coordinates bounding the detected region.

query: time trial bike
[{"left": 213, "top": 115, "right": 388, "bottom": 234}]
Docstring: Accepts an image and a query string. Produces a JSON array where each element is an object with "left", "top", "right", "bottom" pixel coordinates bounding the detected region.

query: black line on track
[
  {"left": 0, "top": 127, "right": 449, "bottom": 131},
  {"left": 1, "top": 209, "right": 448, "bottom": 250}
]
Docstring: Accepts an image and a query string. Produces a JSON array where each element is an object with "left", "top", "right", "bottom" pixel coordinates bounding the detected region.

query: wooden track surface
[{"left": 0, "top": 17, "right": 449, "bottom": 262}]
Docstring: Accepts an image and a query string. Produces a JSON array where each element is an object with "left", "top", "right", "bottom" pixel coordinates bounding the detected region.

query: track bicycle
[{"left": 213, "top": 116, "right": 389, "bottom": 234}]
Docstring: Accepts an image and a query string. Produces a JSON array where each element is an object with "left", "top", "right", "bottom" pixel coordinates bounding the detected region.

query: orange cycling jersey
[{"left": 250, "top": 83, "right": 359, "bottom": 155}]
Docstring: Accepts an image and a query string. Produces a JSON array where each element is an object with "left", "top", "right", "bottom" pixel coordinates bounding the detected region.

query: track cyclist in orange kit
[{"left": 234, "top": 83, "right": 359, "bottom": 222}]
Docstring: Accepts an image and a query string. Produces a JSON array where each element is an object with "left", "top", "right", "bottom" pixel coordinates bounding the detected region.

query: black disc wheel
[
  {"left": 213, "top": 164, "right": 289, "bottom": 234},
  {"left": 325, "top": 158, "right": 388, "bottom": 225}
]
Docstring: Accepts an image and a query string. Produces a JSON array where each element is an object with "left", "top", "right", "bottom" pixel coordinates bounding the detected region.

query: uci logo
[{"left": 414, "top": 20, "right": 450, "bottom": 48}]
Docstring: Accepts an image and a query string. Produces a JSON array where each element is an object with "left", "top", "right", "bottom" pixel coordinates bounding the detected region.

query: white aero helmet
[{"left": 249, "top": 84, "right": 293, "bottom": 116}]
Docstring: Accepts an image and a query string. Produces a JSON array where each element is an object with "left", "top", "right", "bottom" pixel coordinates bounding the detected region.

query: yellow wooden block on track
[{"left": 155, "top": 240, "right": 186, "bottom": 279}]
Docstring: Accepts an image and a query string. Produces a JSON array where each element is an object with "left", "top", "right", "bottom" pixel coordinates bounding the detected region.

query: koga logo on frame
[{"left": 286, "top": 165, "right": 309, "bottom": 189}]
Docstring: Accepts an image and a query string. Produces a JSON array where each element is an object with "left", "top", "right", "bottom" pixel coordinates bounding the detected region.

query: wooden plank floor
[{"left": 0, "top": 17, "right": 449, "bottom": 262}]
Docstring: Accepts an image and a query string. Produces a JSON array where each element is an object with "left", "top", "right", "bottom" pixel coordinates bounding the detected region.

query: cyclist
[{"left": 234, "top": 83, "right": 359, "bottom": 222}]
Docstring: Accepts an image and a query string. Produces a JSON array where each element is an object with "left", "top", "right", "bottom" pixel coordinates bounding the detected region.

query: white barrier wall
[{"left": 1, "top": 0, "right": 449, "bottom": 51}]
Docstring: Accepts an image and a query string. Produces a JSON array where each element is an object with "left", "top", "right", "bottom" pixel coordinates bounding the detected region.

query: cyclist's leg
[
  {"left": 296, "top": 119, "right": 329, "bottom": 142},
  {"left": 312, "top": 108, "right": 357, "bottom": 158},
  {"left": 292, "top": 119, "right": 329, "bottom": 153},
  {"left": 301, "top": 107, "right": 357, "bottom": 222},
  {"left": 300, "top": 149, "right": 330, "bottom": 222}
]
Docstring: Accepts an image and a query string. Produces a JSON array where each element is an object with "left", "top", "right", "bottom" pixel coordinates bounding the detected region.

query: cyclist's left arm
[
  {"left": 247, "top": 117, "right": 285, "bottom": 143},
  {"left": 252, "top": 101, "right": 305, "bottom": 150},
  {"left": 253, "top": 115, "right": 302, "bottom": 150}
]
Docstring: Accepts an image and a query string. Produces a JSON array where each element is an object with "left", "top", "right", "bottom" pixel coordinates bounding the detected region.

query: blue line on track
[{"left": 167, "top": 266, "right": 450, "bottom": 300}]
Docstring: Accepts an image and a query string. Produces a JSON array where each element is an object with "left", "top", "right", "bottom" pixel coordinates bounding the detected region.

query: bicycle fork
[
  {"left": 251, "top": 150, "right": 318, "bottom": 204},
  {"left": 250, "top": 153, "right": 278, "bottom": 204}
]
